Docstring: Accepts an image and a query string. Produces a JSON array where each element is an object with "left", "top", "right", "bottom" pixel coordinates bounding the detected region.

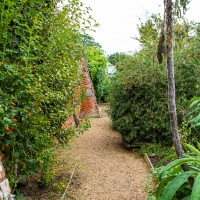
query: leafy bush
[
  {"left": 110, "top": 57, "right": 170, "bottom": 145},
  {"left": 139, "top": 143, "right": 172, "bottom": 158},
  {"left": 109, "top": 16, "right": 200, "bottom": 146},
  {"left": 0, "top": 0, "right": 92, "bottom": 187},
  {"left": 179, "top": 117, "right": 200, "bottom": 146}
]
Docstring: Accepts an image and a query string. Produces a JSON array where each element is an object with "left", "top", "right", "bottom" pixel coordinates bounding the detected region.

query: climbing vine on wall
[{"left": 83, "top": 35, "right": 108, "bottom": 103}]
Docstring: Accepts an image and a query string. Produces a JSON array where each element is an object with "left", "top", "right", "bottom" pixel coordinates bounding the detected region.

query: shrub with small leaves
[
  {"left": 109, "top": 16, "right": 200, "bottom": 146},
  {"left": 0, "top": 0, "right": 94, "bottom": 188}
]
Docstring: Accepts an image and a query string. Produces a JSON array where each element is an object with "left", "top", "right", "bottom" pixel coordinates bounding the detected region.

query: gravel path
[{"left": 70, "top": 105, "right": 149, "bottom": 200}]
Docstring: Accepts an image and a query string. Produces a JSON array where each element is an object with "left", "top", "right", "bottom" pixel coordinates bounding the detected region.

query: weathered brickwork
[
  {"left": 65, "top": 58, "right": 99, "bottom": 127},
  {"left": 79, "top": 58, "right": 100, "bottom": 118}
]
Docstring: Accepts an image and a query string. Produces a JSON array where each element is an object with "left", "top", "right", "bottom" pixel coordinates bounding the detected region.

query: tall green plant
[
  {"left": 0, "top": 0, "right": 93, "bottom": 187},
  {"left": 156, "top": 143, "right": 200, "bottom": 200}
]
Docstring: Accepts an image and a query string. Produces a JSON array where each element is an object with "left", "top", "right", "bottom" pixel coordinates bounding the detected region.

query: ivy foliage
[
  {"left": 83, "top": 35, "right": 108, "bottom": 102},
  {"left": 0, "top": 0, "right": 93, "bottom": 187},
  {"left": 109, "top": 15, "right": 200, "bottom": 146}
]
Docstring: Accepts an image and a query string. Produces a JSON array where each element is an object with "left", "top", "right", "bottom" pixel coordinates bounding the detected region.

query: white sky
[{"left": 81, "top": 0, "right": 200, "bottom": 55}]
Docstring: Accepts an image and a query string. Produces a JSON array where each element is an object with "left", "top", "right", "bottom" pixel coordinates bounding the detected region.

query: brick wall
[
  {"left": 79, "top": 58, "right": 100, "bottom": 118},
  {"left": 65, "top": 58, "right": 99, "bottom": 127}
]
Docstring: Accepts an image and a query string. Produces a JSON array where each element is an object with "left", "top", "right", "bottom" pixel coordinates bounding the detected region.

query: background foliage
[
  {"left": 83, "top": 35, "right": 108, "bottom": 103},
  {"left": 109, "top": 15, "right": 200, "bottom": 146}
]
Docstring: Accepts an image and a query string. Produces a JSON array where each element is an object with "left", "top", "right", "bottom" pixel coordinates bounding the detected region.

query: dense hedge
[
  {"left": 0, "top": 0, "right": 92, "bottom": 187},
  {"left": 110, "top": 55, "right": 170, "bottom": 145},
  {"left": 109, "top": 19, "right": 200, "bottom": 146}
]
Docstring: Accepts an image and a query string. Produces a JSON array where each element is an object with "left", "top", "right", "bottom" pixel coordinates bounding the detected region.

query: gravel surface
[
  {"left": 69, "top": 105, "right": 149, "bottom": 200},
  {"left": 21, "top": 105, "right": 148, "bottom": 200}
]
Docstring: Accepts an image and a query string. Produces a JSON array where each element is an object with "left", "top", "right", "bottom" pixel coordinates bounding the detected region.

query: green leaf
[
  {"left": 189, "top": 166, "right": 200, "bottom": 172},
  {"left": 191, "top": 114, "right": 200, "bottom": 124},
  {"left": 194, "top": 122, "right": 200, "bottom": 127},
  {"left": 161, "top": 171, "right": 197, "bottom": 200},
  {"left": 156, "top": 175, "right": 175, "bottom": 200},
  {"left": 184, "top": 143, "right": 200, "bottom": 156},
  {"left": 170, "top": 166, "right": 183, "bottom": 175},
  {"left": 191, "top": 172, "right": 200, "bottom": 200},
  {"left": 188, "top": 107, "right": 200, "bottom": 116},
  {"left": 155, "top": 153, "right": 177, "bottom": 168},
  {"left": 158, "top": 158, "right": 199, "bottom": 179},
  {"left": 189, "top": 97, "right": 200, "bottom": 108},
  {"left": 182, "top": 195, "right": 191, "bottom": 200},
  {"left": 197, "top": 142, "right": 200, "bottom": 150}
]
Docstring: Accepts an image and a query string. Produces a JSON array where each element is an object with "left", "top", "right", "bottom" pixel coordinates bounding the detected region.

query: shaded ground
[{"left": 22, "top": 105, "right": 148, "bottom": 199}]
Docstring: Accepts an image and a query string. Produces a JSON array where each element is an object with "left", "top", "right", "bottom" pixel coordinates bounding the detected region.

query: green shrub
[
  {"left": 110, "top": 56, "right": 199, "bottom": 146},
  {"left": 110, "top": 56, "right": 170, "bottom": 145},
  {"left": 109, "top": 17, "right": 200, "bottom": 146},
  {"left": 0, "top": 0, "right": 93, "bottom": 187},
  {"left": 139, "top": 143, "right": 172, "bottom": 158},
  {"left": 179, "top": 117, "right": 200, "bottom": 145}
]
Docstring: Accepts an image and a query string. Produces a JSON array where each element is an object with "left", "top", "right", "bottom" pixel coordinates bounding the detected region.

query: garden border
[{"left": 144, "top": 153, "right": 154, "bottom": 170}]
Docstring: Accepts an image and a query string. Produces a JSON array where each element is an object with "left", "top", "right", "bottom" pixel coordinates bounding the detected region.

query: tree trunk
[
  {"left": 73, "top": 113, "right": 79, "bottom": 127},
  {"left": 166, "top": 0, "right": 194, "bottom": 187},
  {"left": 166, "top": 0, "right": 183, "bottom": 159}
]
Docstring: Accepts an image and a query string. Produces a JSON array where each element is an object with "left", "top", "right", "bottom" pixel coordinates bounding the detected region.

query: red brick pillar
[{"left": 80, "top": 58, "right": 100, "bottom": 118}]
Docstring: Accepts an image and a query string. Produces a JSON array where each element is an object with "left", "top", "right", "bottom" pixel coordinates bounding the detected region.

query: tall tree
[
  {"left": 166, "top": 0, "right": 183, "bottom": 158},
  {"left": 165, "top": 0, "right": 194, "bottom": 186}
]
